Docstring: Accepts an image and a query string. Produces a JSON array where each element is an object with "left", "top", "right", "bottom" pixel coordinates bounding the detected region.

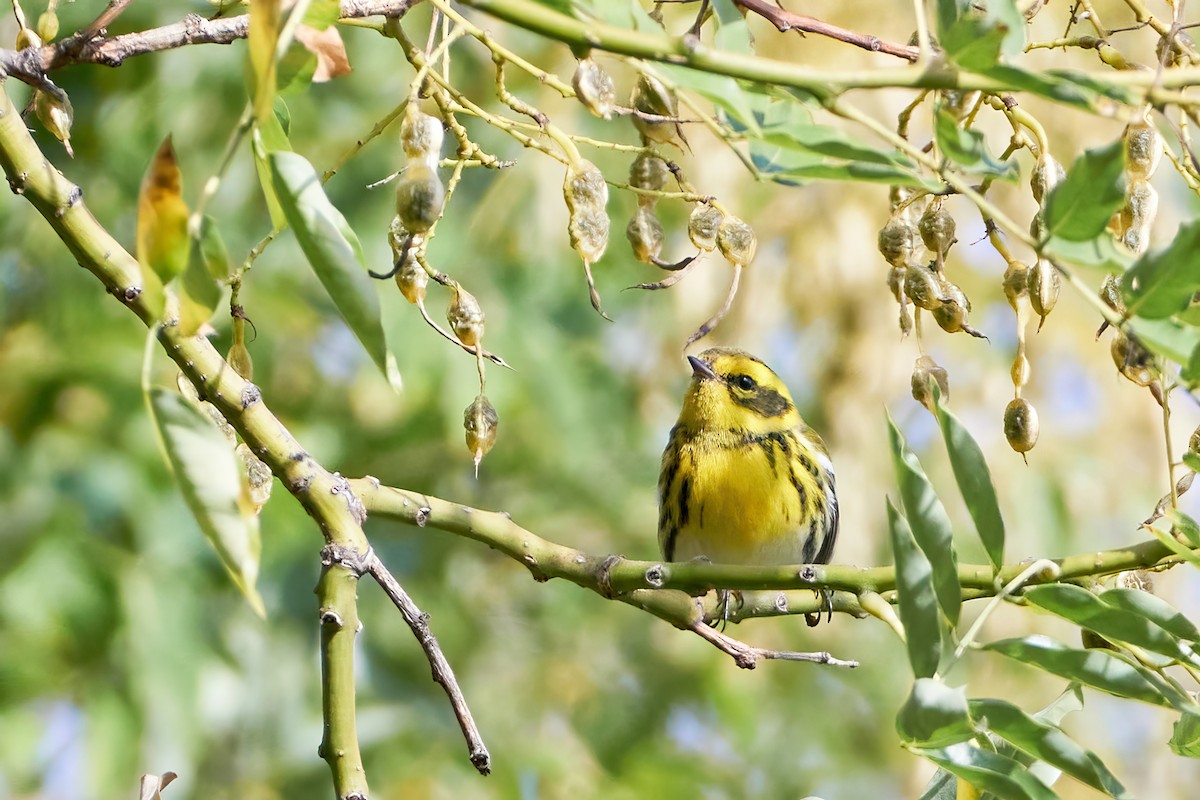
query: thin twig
[
  {"left": 689, "top": 620, "right": 859, "bottom": 669},
  {"left": 363, "top": 550, "right": 492, "bottom": 776},
  {"left": 733, "top": 0, "right": 918, "bottom": 62},
  {"left": 79, "top": 0, "right": 137, "bottom": 41}
]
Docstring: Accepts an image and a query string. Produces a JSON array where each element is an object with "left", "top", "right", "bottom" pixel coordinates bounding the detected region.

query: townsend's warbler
[{"left": 658, "top": 348, "right": 839, "bottom": 575}]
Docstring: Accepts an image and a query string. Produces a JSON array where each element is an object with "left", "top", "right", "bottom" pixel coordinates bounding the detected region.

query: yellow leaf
[
  {"left": 294, "top": 25, "right": 351, "bottom": 82},
  {"left": 136, "top": 136, "right": 190, "bottom": 285},
  {"left": 249, "top": 0, "right": 282, "bottom": 124}
]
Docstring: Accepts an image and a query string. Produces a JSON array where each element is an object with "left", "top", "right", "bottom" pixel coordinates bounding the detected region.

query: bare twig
[
  {"left": 733, "top": 0, "right": 919, "bottom": 62},
  {"left": 689, "top": 620, "right": 860, "bottom": 669},
  {"left": 362, "top": 550, "right": 492, "bottom": 775},
  {"left": 78, "top": 0, "right": 137, "bottom": 41}
]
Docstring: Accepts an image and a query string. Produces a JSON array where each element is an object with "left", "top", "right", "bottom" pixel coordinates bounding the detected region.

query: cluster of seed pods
[
  {"left": 1101, "top": 111, "right": 1166, "bottom": 404},
  {"left": 376, "top": 105, "right": 502, "bottom": 474}
]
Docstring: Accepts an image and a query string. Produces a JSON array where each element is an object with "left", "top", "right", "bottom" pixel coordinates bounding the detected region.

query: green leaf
[
  {"left": 252, "top": 110, "right": 294, "bottom": 232},
  {"left": 179, "top": 235, "right": 222, "bottom": 336},
  {"left": 1127, "top": 315, "right": 1200, "bottom": 364},
  {"left": 1043, "top": 232, "right": 1134, "bottom": 278},
  {"left": 1145, "top": 519, "right": 1200, "bottom": 571},
  {"left": 933, "top": 392, "right": 1005, "bottom": 570},
  {"left": 969, "top": 698, "right": 1131, "bottom": 798},
  {"left": 248, "top": 0, "right": 281, "bottom": 124},
  {"left": 1121, "top": 220, "right": 1200, "bottom": 319},
  {"left": 888, "top": 498, "right": 942, "bottom": 679},
  {"left": 939, "top": 0, "right": 1025, "bottom": 71},
  {"left": 917, "top": 768, "right": 957, "bottom": 800},
  {"left": 1023, "top": 584, "right": 1198, "bottom": 665},
  {"left": 985, "top": 635, "right": 1196, "bottom": 710},
  {"left": 1099, "top": 588, "right": 1200, "bottom": 644},
  {"left": 1165, "top": 508, "right": 1200, "bottom": 548},
  {"left": 198, "top": 215, "right": 232, "bottom": 282},
  {"left": 933, "top": 109, "right": 1017, "bottom": 179},
  {"left": 147, "top": 388, "right": 265, "bottom": 617},
  {"left": 909, "top": 742, "right": 1057, "bottom": 800},
  {"left": 1184, "top": 453, "right": 1200, "bottom": 474},
  {"left": 1042, "top": 140, "right": 1126, "bottom": 242},
  {"left": 302, "top": 0, "right": 341, "bottom": 29},
  {"left": 887, "top": 414, "right": 961, "bottom": 625},
  {"left": 1171, "top": 711, "right": 1200, "bottom": 758},
  {"left": 897, "top": 678, "right": 974, "bottom": 746},
  {"left": 267, "top": 151, "right": 399, "bottom": 388},
  {"left": 277, "top": 38, "right": 318, "bottom": 96},
  {"left": 658, "top": 64, "right": 759, "bottom": 137}
]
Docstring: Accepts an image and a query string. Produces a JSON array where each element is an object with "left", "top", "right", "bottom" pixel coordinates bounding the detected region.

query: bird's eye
[{"left": 734, "top": 374, "right": 755, "bottom": 391}]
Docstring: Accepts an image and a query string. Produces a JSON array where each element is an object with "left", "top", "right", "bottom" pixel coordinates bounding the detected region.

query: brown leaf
[{"left": 295, "top": 25, "right": 351, "bottom": 82}]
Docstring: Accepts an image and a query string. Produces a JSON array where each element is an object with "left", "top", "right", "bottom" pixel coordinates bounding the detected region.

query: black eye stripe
[{"left": 728, "top": 384, "right": 792, "bottom": 417}]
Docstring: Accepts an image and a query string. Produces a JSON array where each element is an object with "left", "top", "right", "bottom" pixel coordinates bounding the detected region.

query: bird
[{"left": 658, "top": 347, "right": 839, "bottom": 621}]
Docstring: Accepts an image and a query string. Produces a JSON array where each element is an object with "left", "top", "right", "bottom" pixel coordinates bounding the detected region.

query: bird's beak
[{"left": 688, "top": 355, "right": 718, "bottom": 381}]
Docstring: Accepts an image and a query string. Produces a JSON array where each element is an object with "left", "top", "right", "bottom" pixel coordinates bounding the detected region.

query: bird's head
[{"left": 676, "top": 347, "right": 802, "bottom": 435}]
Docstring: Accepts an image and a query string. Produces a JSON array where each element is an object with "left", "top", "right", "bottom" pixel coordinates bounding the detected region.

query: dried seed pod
[
  {"left": 1002, "top": 261, "right": 1029, "bottom": 310},
  {"left": 878, "top": 216, "right": 915, "bottom": 268},
  {"left": 1004, "top": 398, "right": 1039, "bottom": 459},
  {"left": 1029, "top": 213, "right": 1047, "bottom": 243},
  {"left": 447, "top": 282, "right": 485, "bottom": 347},
  {"left": 626, "top": 205, "right": 665, "bottom": 264},
  {"left": 904, "top": 263, "right": 944, "bottom": 311},
  {"left": 688, "top": 204, "right": 723, "bottom": 251},
  {"left": 1100, "top": 274, "right": 1126, "bottom": 316},
  {"left": 631, "top": 74, "right": 686, "bottom": 148},
  {"left": 629, "top": 152, "right": 670, "bottom": 195},
  {"left": 940, "top": 90, "right": 980, "bottom": 121},
  {"left": 918, "top": 201, "right": 956, "bottom": 266},
  {"left": 563, "top": 160, "right": 608, "bottom": 212},
  {"left": 932, "top": 279, "right": 986, "bottom": 338},
  {"left": 887, "top": 266, "right": 906, "bottom": 303},
  {"left": 15, "top": 27, "right": 41, "bottom": 49},
  {"left": 563, "top": 162, "right": 612, "bottom": 317},
  {"left": 1011, "top": 353, "right": 1030, "bottom": 388},
  {"left": 227, "top": 342, "right": 254, "bottom": 381},
  {"left": 568, "top": 206, "right": 610, "bottom": 267},
  {"left": 1030, "top": 152, "right": 1066, "bottom": 205},
  {"left": 463, "top": 394, "right": 499, "bottom": 477},
  {"left": 1111, "top": 333, "right": 1157, "bottom": 387},
  {"left": 1122, "top": 227, "right": 1149, "bottom": 255},
  {"left": 395, "top": 165, "right": 445, "bottom": 235},
  {"left": 34, "top": 89, "right": 74, "bottom": 157},
  {"left": 1157, "top": 31, "right": 1195, "bottom": 67},
  {"left": 1188, "top": 423, "right": 1200, "bottom": 457},
  {"left": 387, "top": 217, "right": 427, "bottom": 303},
  {"left": 400, "top": 106, "right": 444, "bottom": 164},
  {"left": 572, "top": 57, "right": 616, "bottom": 119},
  {"left": 716, "top": 216, "right": 757, "bottom": 267},
  {"left": 1028, "top": 259, "right": 1060, "bottom": 330},
  {"left": 911, "top": 354, "right": 949, "bottom": 412},
  {"left": 898, "top": 303, "right": 914, "bottom": 337},
  {"left": 1124, "top": 117, "right": 1163, "bottom": 180},
  {"left": 1119, "top": 179, "right": 1158, "bottom": 255}
]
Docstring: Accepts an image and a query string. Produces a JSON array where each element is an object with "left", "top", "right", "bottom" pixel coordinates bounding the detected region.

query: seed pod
[
  {"left": 887, "top": 266, "right": 906, "bottom": 303},
  {"left": 716, "top": 216, "right": 757, "bottom": 267},
  {"left": 1011, "top": 353, "right": 1030, "bottom": 388},
  {"left": 463, "top": 394, "right": 499, "bottom": 477},
  {"left": 34, "top": 89, "right": 74, "bottom": 157},
  {"left": 918, "top": 202, "right": 956, "bottom": 266},
  {"left": 1099, "top": 274, "right": 1126, "bottom": 316},
  {"left": 447, "top": 282, "right": 485, "bottom": 347},
  {"left": 1030, "top": 152, "right": 1065, "bottom": 205},
  {"left": 911, "top": 354, "right": 949, "bottom": 412},
  {"left": 1189, "top": 423, "right": 1200, "bottom": 457},
  {"left": 631, "top": 74, "right": 685, "bottom": 148},
  {"left": 36, "top": 11, "right": 58, "bottom": 42},
  {"left": 1002, "top": 261, "right": 1029, "bottom": 310},
  {"left": 940, "top": 90, "right": 980, "bottom": 121},
  {"left": 1029, "top": 213, "right": 1047, "bottom": 243},
  {"left": 227, "top": 342, "right": 254, "bottom": 381},
  {"left": 400, "top": 106, "right": 444, "bottom": 165},
  {"left": 1119, "top": 179, "right": 1157, "bottom": 255},
  {"left": 572, "top": 57, "right": 616, "bottom": 119},
  {"left": 1028, "top": 259, "right": 1060, "bottom": 330},
  {"left": 568, "top": 206, "right": 610, "bottom": 267},
  {"left": 387, "top": 216, "right": 427, "bottom": 302},
  {"left": 1124, "top": 117, "right": 1163, "bottom": 180},
  {"left": 904, "top": 263, "right": 944, "bottom": 311},
  {"left": 629, "top": 152, "right": 670, "bottom": 195},
  {"left": 563, "top": 160, "right": 608, "bottom": 212},
  {"left": 15, "top": 27, "right": 41, "bottom": 49},
  {"left": 1157, "top": 31, "right": 1195, "bottom": 67},
  {"left": 626, "top": 205, "right": 665, "bottom": 264},
  {"left": 878, "top": 216, "right": 915, "bottom": 268},
  {"left": 898, "top": 304, "right": 914, "bottom": 337},
  {"left": 688, "top": 204, "right": 723, "bottom": 251},
  {"left": 395, "top": 165, "right": 445, "bottom": 234},
  {"left": 932, "top": 279, "right": 986, "bottom": 338},
  {"left": 1004, "top": 398, "right": 1039, "bottom": 458},
  {"left": 236, "top": 442, "right": 273, "bottom": 513},
  {"left": 563, "top": 163, "right": 612, "bottom": 317},
  {"left": 1111, "top": 333, "right": 1157, "bottom": 387}
]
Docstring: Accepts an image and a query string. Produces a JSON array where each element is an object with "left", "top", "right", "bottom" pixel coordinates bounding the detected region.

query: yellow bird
[{"left": 658, "top": 348, "right": 839, "bottom": 575}]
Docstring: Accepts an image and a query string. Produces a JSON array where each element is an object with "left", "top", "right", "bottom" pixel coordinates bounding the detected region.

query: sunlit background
[{"left": 3, "top": 1, "right": 1200, "bottom": 798}]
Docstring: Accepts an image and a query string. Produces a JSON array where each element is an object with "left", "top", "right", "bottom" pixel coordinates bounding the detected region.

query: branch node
[
  {"left": 798, "top": 565, "right": 819, "bottom": 583},
  {"left": 240, "top": 383, "right": 262, "bottom": 409},
  {"left": 415, "top": 506, "right": 431, "bottom": 527},
  {"left": 291, "top": 474, "right": 312, "bottom": 493},
  {"left": 121, "top": 286, "right": 141, "bottom": 303},
  {"left": 319, "top": 608, "right": 344, "bottom": 628},
  {"left": 7, "top": 172, "right": 27, "bottom": 194},
  {"left": 644, "top": 563, "right": 666, "bottom": 589},
  {"left": 595, "top": 554, "right": 623, "bottom": 598}
]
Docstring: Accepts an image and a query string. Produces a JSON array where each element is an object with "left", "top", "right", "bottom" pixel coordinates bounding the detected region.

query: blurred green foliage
[{"left": 4, "top": 2, "right": 1200, "bottom": 799}]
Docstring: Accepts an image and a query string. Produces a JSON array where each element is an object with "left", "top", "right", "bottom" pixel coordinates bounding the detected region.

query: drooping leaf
[
  {"left": 136, "top": 136, "right": 190, "bottom": 287},
  {"left": 1127, "top": 315, "right": 1200, "bottom": 365},
  {"left": 1043, "top": 232, "right": 1134, "bottom": 278},
  {"left": 147, "top": 387, "right": 265, "bottom": 617},
  {"left": 659, "top": 63, "right": 759, "bottom": 137},
  {"left": 1145, "top": 520, "right": 1200, "bottom": 571},
  {"left": 252, "top": 108, "right": 294, "bottom": 231},
  {"left": 985, "top": 635, "right": 1196, "bottom": 710},
  {"left": 179, "top": 235, "right": 222, "bottom": 336},
  {"left": 888, "top": 498, "right": 942, "bottom": 678},
  {"left": 248, "top": 0, "right": 282, "bottom": 124},
  {"left": 933, "top": 109, "right": 1018, "bottom": 179},
  {"left": 267, "top": 151, "right": 400, "bottom": 389},
  {"left": 1098, "top": 588, "right": 1200, "bottom": 644},
  {"left": 302, "top": 0, "right": 341, "bottom": 30},
  {"left": 1171, "top": 711, "right": 1200, "bottom": 758},
  {"left": 887, "top": 414, "right": 961, "bottom": 625},
  {"left": 1121, "top": 221, "right": 1200, "bottom": 319},
  {"left": 1042, "top": 140, "right": 1126, "bottom": 242},
  {"left": 199, "top": 215, "right": 232, "bottom": 282},
  {"left": 969, "top": 698, "right": 1132, "bottom": 798},
  {"left": 909, "top": 742, "right": 1057, "bottom": 800},
  {"left": 933, "top": 392, "right": 1005, "bottom": 570},
  {"left": 938, "top": 0, "right": 1025, "bottom": 70},
  {"left": 1023, "top": 584, "right": 1199, "bottom": 665},
  {"left": 897, "top": 678, "right": 974, "bottom": 746}
]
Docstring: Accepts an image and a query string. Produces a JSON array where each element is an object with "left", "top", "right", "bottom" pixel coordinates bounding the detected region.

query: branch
[
  {"left": 0, "top": 0, "right": 420, "bottom": 88},
  {"left": 361, "top": 550, "right": 492, "bottom": 775},
  {"left": 350, "top": 480, "right": 1190, "bottom": 607},
  {"left": 733, "top": 0, "right": 919, "bottom": 62}
]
